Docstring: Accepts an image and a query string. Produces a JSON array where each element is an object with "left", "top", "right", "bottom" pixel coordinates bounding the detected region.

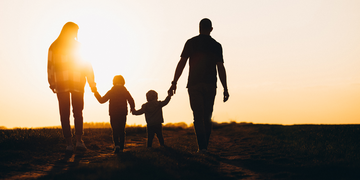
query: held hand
[
  {"left": 167, "top": 90, "right": 174, "bottom": 97},
  {"left": 130, "top": 108, "right": 135, "bottom": 114},
  {"left": 223, "top": 89, "right": 229, "bottom": 102},
  {"left": 91, "top": 86, "right": 97, "bottom": 93},
  {"left": 168, "top": 84, "right": 177, "bottom": 96}
]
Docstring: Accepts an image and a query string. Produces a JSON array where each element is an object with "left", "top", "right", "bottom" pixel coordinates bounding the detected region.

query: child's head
[
  {"left": 146, "top": 90, "right": 158, "bottom": 102},
  {"left": 113, "top": 75, "right": 125, "bottom": 86}
]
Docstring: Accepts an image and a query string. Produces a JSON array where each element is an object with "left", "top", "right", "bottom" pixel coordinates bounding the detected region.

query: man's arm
[
  {"left": 168, "top": 57, "right": 188, "bottom": 95},
  {"left": 217, "top": 62, "right": 229, "bottom": 102}
]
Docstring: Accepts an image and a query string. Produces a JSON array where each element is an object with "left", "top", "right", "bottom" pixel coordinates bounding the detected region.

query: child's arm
[
  {"left": 132, "top": 108, "right": 145, "bottom": 115},
  {"left": 160, "top": 95, "right": 172, "bottom": 107},
  {"left": 132, "top": 105, "right": 145, "bottom": 115},
  {"left": 94, "top": 91, "right": 109, "bottom": 104}
]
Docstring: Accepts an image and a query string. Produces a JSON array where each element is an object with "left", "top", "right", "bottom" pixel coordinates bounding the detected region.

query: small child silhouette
[
  {"left": 132, "top": 90, "right": 172, "bottom": 148},
  {"left": 93, "top": 75, "right": 135, "bottom": 153}
]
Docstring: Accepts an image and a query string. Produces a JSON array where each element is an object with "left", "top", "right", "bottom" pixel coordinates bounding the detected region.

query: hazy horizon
[
  {"left": 3, "top": 120, "right": 360, "bottom": 130},
  {"left": 1, "top": 0, "right": 359, "bottom": 128}
]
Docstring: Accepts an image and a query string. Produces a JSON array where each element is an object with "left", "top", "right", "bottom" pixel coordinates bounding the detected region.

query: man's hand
[
  {"left": 223, "top": 89, "right": 229, "bottom": 102},
  {"left": 168, "top": 83, "right": 177, "bottom": 96}
]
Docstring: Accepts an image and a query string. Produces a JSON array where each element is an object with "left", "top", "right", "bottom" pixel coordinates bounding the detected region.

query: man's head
[
  {"left": 113, "top": 75, "right": 125, "bottom": 86},
  {"left": 199, "top": 18, "right": 213, "bottom": 35},
  {"left": 146, "top": 90, "right": 158, "bottom": 102}
]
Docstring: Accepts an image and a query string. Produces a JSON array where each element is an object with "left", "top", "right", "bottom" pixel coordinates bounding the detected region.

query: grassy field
[{"left": 1, "top": 123, "right": 359, "bottom": 180}]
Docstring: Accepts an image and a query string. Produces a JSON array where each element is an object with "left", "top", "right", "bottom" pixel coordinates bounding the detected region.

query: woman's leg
[
  {"left": 57, "top": 92, "right": 72, "bottom": 146},
  {"left": 71, "top": 92, "right": 84, "bottom": 142}
]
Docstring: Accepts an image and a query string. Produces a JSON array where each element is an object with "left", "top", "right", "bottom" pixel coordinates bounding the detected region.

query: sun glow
[{"left": 76, "top": 15, "right": 141, "bottom": 92}]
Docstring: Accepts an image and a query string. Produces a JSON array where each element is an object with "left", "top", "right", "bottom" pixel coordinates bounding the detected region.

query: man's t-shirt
[{"left": 180, "top": 34, "right": 224, "bottom": 88}]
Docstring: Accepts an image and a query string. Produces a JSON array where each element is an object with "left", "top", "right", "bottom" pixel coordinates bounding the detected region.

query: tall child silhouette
[{"left": 93, "top": 75, "right": 135, "bottom": 153}]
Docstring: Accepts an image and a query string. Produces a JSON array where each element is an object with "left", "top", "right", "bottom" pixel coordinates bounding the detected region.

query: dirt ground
[
  {"left": 2, "top": 128, "right": 263, "bottom": 180},
  {"left": 2, "top": 125, "right": 359, "bottom": 180}
]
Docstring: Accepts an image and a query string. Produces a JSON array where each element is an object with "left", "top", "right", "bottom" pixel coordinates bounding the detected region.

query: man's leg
[
  {"left": 57, "top": 92, "right": 72, "bottom": 145},
  {"left": 188, "top": 85, "right": 207, "bottom": 150},
  {"left": 203, "top": 84, "right": 216, "bottom": 149}
]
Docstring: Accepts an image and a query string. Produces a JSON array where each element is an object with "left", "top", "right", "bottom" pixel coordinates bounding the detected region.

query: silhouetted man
[{"left": 168, "top": 18, "right": 229, "bottom": 153}]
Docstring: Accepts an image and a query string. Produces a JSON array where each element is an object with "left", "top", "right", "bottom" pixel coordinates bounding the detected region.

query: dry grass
[{"left": 1, "top": 123, "right": 359, "bottom": 180}]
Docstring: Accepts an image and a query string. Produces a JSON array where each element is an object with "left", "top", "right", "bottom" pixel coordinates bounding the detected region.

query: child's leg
[
  {"left": 147, "top": 124, "right": 155, "bottom": 147},
  {"left": 110, "top": 115, "right": 121, "bottom": 147},
  {"left": 155, "top": 123, "right": 165, "bottom": 146},
  {"left": 118, "top": 115, "right": 127, "bottom": 150}
]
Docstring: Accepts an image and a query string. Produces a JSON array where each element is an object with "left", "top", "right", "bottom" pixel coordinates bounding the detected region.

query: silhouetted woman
[{"left": 48, "top": 22, "right": 97, "bottom": 152}]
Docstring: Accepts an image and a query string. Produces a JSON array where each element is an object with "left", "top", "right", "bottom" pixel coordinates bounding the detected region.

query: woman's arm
[
  {"left": 47, "top": 49, "right": 56, "bottom": 93},
  {"left": 127, "top": 92, "right": 135, "bottom": 113},
  {"left": 84, "top": 62, "right": 97, "bottom": 92}
]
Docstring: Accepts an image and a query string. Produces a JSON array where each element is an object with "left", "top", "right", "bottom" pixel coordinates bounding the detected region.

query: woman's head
[
  {"left": 58, "top": 22, "right": 79, "bottom": 41},
  {"left": 113, "top": 75, "right": 125, "bottom": 86}
]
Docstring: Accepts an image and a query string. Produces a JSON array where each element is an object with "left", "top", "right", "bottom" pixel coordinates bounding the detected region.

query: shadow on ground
[{"left": 37, "top": 147, "right": 245, "bottom": 180}]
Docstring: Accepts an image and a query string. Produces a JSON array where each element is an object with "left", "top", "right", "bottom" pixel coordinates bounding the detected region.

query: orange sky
[{"left": 0, "top": 0, "right": 359, "bottom": 128}]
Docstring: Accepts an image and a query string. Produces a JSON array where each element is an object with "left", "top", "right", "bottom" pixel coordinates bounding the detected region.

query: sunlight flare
[{"left": 75, "top": 14, "right": 140, "bottom": 91}]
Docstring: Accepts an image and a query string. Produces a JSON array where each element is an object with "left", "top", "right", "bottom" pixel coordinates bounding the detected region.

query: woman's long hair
[
  {"left": 50, "top": 22, "right": 80, "bottom": 54},
  {"left": 57, "top": 22, "right": 79, "bottom": 41}
]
